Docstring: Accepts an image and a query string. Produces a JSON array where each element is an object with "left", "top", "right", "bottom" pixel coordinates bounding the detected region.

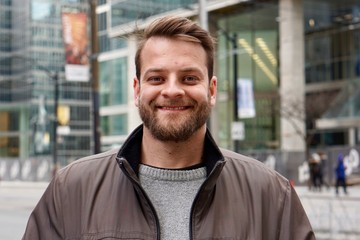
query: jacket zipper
[
  {"left": 118, "top": 158, "right": 161, "bottom": 240},
  {"left": 188, "top": 161, "right": 224, "bottom": 240}
]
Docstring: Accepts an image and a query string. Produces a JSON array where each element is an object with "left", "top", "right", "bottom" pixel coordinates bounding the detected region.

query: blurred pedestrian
[
  {"left": 335, "top": 153, "right": 348, "bottom": 195},
  {"left": 22, "top": 16, "right": 315, "bottom": 240},
  {"left": 309, "top": 153, "right": 322, "bottom": 191}
]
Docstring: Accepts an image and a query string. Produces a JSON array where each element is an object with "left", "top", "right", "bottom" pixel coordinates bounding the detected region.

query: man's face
[{"left": 134, "top": 37, "right": 217, "bottom": 142}]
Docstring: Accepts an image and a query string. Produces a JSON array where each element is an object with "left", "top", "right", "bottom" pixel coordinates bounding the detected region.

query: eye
[
  {"left": 148, "top": 76, "right": 164, "bottom": 84},
  {"left": 183, "top": 75, "right": 199, "bottom": 84}
]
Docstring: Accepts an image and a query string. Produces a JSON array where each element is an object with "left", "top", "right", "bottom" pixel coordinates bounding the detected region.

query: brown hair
[{"left": 135, "top": 16, "right": 215, "bottom": 80}]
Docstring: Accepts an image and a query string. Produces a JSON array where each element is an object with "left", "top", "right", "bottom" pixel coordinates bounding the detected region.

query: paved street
[
  {"left": 296, "top": 185, "right": 360, "bottom": 240},
  {"left": 1, "top": 181, "right": 360, "bottom": 240},
  {"left": 0, "top": 181, "right": 48, "bottom": 240}
]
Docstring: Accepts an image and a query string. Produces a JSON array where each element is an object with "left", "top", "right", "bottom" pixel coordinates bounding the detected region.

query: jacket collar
[{"left": 116, "top": 124, "right": 225, "bottom": 176}]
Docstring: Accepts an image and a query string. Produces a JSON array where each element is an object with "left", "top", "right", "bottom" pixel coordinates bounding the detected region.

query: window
[
  {"left": 100, "top": 57, "right": 128, "bottom": 106},
  {"left": 101, "top": 114, "right": 127, "bottom": 136}
]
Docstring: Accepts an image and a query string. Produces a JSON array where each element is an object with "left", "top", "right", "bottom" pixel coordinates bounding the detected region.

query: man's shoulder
[
  {"left": 220, "top": 148, "right": 268, "bottom": 168},
  {"left": 56, "top": 148, "right": 120, "bottom": 180},
  {"left": 64, "top": 148, "right": 118, "bottom": 167},
  {"left": 219, "top": 148, "right": 288, "bottom": 184}
]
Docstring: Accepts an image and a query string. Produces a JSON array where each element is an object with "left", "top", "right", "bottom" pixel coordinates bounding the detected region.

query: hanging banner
[
  {"left": 62, "top": 12, "right": 90, "bottom": 82},
  {"left": 57, "top": 105, "right": 70, "bottom": 126},
  {"left": 237, "top": 78, "right": 256, "bottom": 119}
]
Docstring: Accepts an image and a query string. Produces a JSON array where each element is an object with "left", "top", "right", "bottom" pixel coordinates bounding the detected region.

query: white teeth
[{"left": 162, "top": 106, "right": 186, "bottom": 110}]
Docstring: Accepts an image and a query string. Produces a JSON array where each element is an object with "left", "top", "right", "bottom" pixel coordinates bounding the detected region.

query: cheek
[
  {"left": 187, "top": 91, "right": 209, "bottom": 105},
  {"left": 138, "top": 88, "right": 158, "bottom": 104},
  {"left": 193, "top": 86, "right": 212, "bottom": 100}
]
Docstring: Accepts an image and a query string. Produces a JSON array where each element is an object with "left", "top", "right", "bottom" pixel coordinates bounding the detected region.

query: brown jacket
[{"left": 23, "top": 125, "right": 315, "bottom": 240}]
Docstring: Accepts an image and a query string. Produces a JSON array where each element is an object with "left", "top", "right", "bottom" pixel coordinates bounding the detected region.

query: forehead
[
  {"left": 140, "top": 37, "right": 207, "bottom": 66},
  {"left": 144, "top": 36, "right": 203, "bottom": 50}
]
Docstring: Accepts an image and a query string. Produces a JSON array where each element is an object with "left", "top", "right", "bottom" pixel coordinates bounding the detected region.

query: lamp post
[
  {"left": 15, "top": 56, "right": 60, "bottom": 175},
  {"left": 30, "top": 63, "right": 60, "bottom": 175},
  {"left": 90, "top": 0, "right": 101, "bottom": 154},
  {"left": 52, "top": 72, "right": 59, "bottom": 174},
  {"left": 231, "top": 33, "right": 240, "bottom": 152},
  {"left": 27, "top": 61, "right": 60, "bottom": 175}
]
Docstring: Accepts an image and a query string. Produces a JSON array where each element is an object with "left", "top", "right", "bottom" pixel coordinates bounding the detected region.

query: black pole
[
  {"left": 90, "top": 0, "right": 101, "bottom": 154},
  {"left": 52, "top": 72, "right": 59, "bottom": 176},
  {"left": 232, "top": 33, "right": 240, "bottom": 152}
]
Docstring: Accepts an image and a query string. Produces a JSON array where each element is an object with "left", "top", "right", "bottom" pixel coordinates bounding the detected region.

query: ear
[
  {"left": 133, "top": 77, "right": 140, "bottom": 107},
  {"left": 209, "top": 76, "right": 217, "bottom": 106}
]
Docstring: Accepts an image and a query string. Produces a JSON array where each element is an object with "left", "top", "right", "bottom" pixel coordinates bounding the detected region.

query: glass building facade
[
  {"left": 0, "top": 0, "right": 93, "bottom": 180},
  {"left": 96, "top": 0, "right": 131, "bottom": 150},
  {"left": 304, "top": 0, "right": 360, "bottom": 147},
  {"left": 94, "top": 0, "right": 360, "bottom": 151},
  {"left": 110, "top": 0, "right": 196, "bottom": 28},
  {"left": 214, "top": 4, "right": 280, "bottom": 150}
]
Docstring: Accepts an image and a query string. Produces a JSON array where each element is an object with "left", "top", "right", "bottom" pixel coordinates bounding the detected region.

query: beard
[{"left": 138, "top": 98, "right": 211, "bottom": 142}]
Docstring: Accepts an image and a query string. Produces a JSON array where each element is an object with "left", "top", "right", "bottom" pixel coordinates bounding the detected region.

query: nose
[{"left": 161, "top": 79, "right": 185, "bottom": 98}]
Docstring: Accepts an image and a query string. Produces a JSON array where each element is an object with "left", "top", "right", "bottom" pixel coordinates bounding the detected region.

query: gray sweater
[{"left": 139, "top": 164, "right": 206, "bottom": 240}]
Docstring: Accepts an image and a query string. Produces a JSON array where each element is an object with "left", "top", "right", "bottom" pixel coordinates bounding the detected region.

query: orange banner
[{"left": 62, "top": 12, "right": 89, "bottom": 81}]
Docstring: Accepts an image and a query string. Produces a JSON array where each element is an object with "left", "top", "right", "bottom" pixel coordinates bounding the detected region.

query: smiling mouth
[{"left": 158, "top": 106, "right": 190, "bottom": 111}]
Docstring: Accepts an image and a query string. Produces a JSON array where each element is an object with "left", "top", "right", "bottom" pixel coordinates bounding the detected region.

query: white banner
[{"left": 237, "top": 78, "right": 256, "bottom": 119}]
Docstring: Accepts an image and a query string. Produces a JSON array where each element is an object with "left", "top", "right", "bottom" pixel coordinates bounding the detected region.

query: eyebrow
[
  {"left": 179, "top": 67, "right": 203, "bottom": 74},
  {"left": 143, "top": 68, "right": 165, "bottom": 76},
  {"left": 143, "top": 67, "right": 204, "bottom": 77}
]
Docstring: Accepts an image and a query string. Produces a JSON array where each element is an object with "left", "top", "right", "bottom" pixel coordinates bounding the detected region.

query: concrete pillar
[
  {"left": 349, "top": 128, "right": 355, "bottom": 146},
  {"left": 279, "top": 0, "right": 306, "bottom": 152},
  {"left": 19, "top": 107, "right": 29, "bottom": 160}
]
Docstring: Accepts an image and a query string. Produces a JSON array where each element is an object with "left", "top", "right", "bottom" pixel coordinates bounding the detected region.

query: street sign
[
  {"left": 57, "top": 126, "right": 70, "bottom": 135},
  {"left": 231, "top": 121, "right": 245, "bottom": 140}
]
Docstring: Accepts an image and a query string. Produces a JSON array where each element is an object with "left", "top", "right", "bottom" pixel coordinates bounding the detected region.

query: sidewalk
[
  {"left": 295, "top": 185, "right": 360, "bottom": 240},
  {"left": 0, "top": 181, "right": 49, "bottom": 240},
  {"left": 0, "top": 180, "right": 49, "bottom": 189},
  {"left": 295, "top": 185, "right": 360, "bottom": 199}
]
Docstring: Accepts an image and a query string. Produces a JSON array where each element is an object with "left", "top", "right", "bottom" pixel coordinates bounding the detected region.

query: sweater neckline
[{"left": 139, "top": 164, "right": 207, "bottom": 181}]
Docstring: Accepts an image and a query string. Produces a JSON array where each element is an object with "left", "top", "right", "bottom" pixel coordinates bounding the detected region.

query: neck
[{"left": 141, "top": 126, "right": 206, "bottom": 169}]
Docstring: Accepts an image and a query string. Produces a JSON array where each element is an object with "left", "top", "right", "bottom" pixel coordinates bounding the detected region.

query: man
[{"left": 23, "top": 16, "right": 315, "bottom": 239}]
